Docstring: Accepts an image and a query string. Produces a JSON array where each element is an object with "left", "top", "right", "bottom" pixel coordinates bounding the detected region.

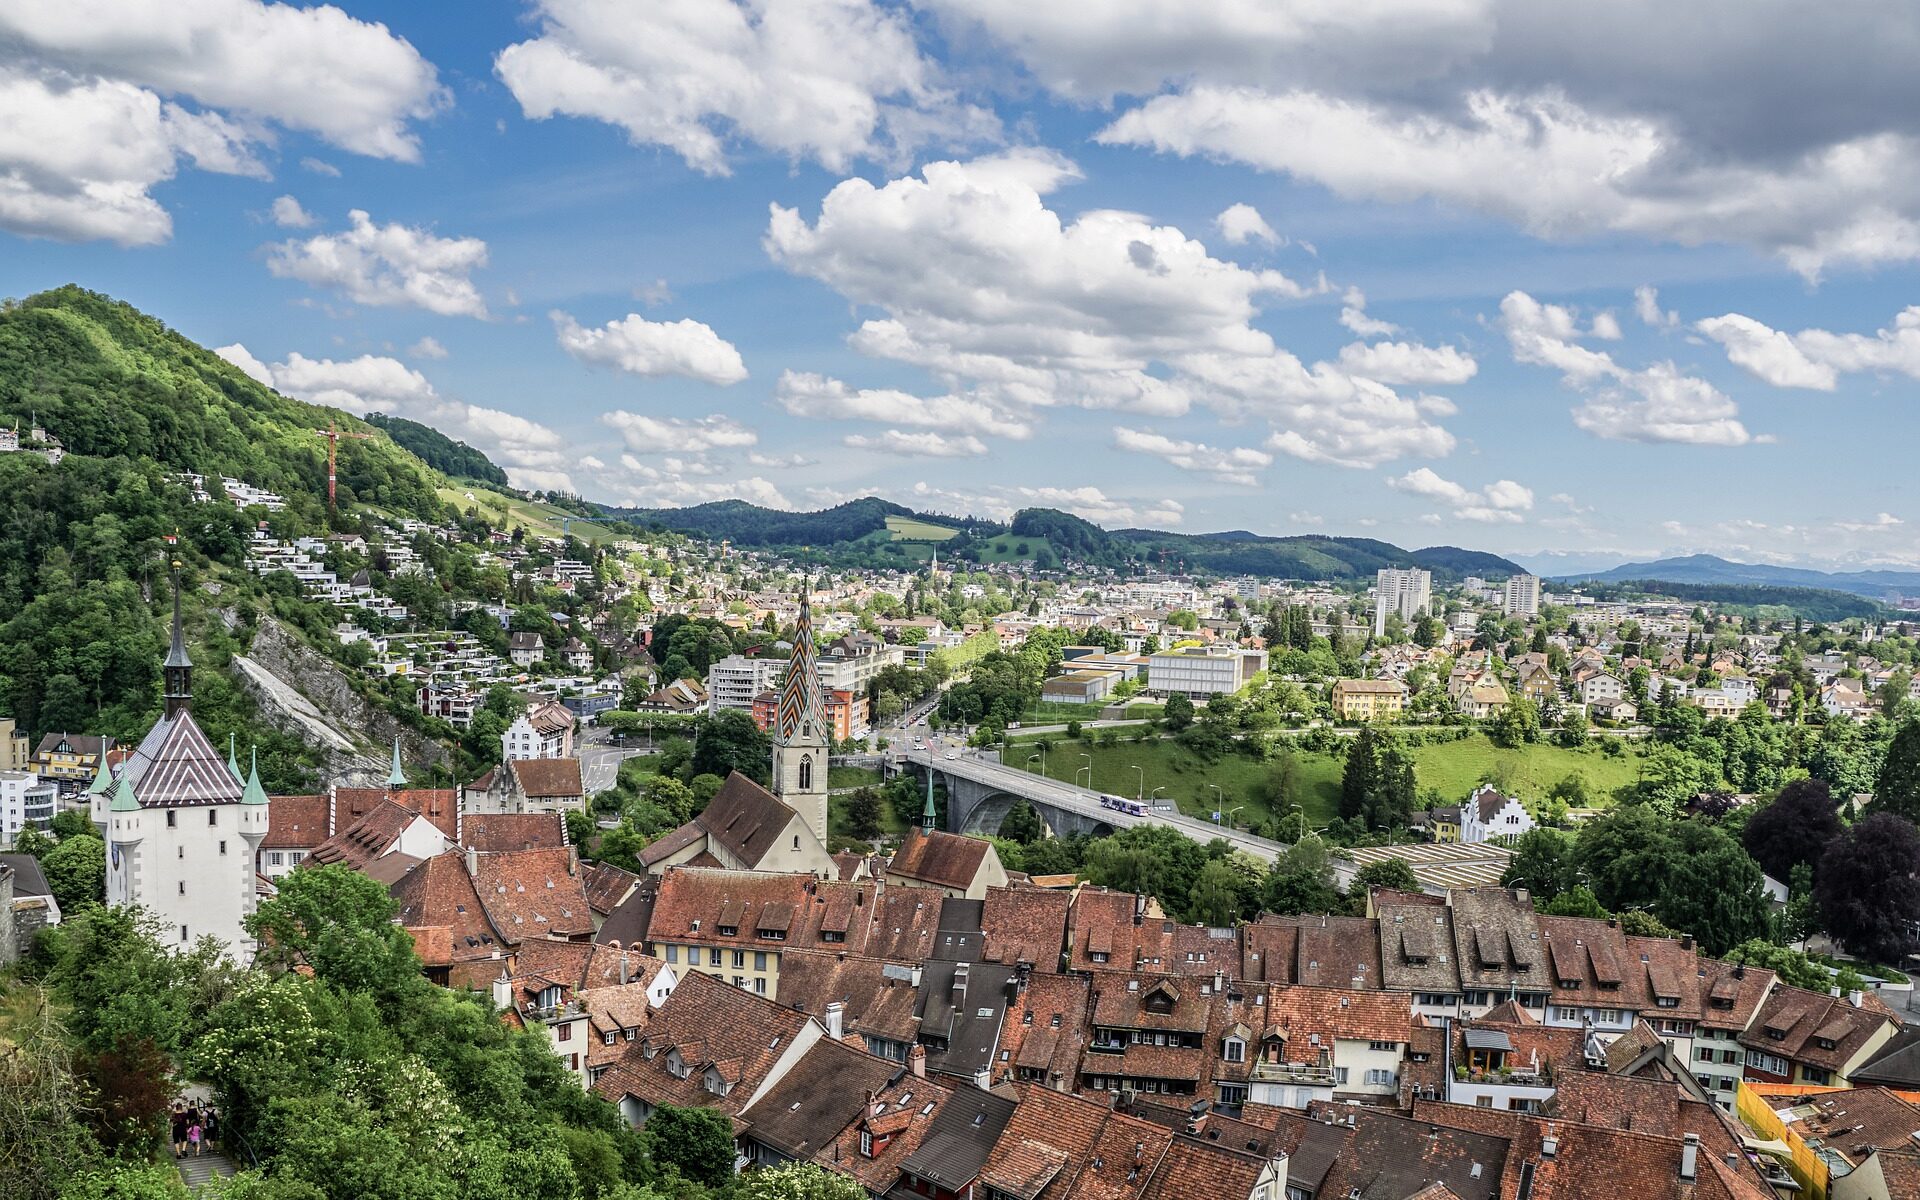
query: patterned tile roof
[{"left": 119, "top": 711, "right": 243, "bottom": 807}]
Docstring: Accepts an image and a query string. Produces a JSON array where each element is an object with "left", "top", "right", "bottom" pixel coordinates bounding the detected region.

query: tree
[
  {"left": 1262, "top": 839, "right": 1344, "bottom": 917},
  {"left": 1543, "top": 887, "right": 1609, "bottom": 919},
  {"left": 1339, "top": 726, "right": 1380, "bottom": 823},
  {"left": 639, "top": 1105, "right": 735, "bottom": 1188},
  {"left": 998, "top": 800, "right": 1044, "bottom": 845},
  {"left": 1488, "top": 698, "right": 1541, "bottom": 748},
  {"left": 1741, "top": 779, "right": 1844, "bottom": 883},
  {"left": 1349, "top": 858, "right": 1420, "bottom": 901},
  {"left": 248, "top": 865, "right": 420, "bottom": 998},
  {"left": 691, "top": 708, "right": 772, "bottom": 784},
  {"left": 843, "top": 788, "right": 883, "bottom": 841},
  {"left": 730, "top": 1163, "right": 867, "bottom": 1200},
  {"left": 41, "top": 834, "right": 104, "bottom": 914},
  {"left": 1189, "top": 859, "right": 1247, "bottom": 926},
  {"left": 1501, "top": 828, "right": 1578, "bottom": 903},
  {"left": 1816, "top": 813, "right": 1920, "bottom": 963},
  {"left": 1162, "top": 693, "right": 1194, "bottom": 731},
  {"left": 1869, "top": 719, "right": 1920, "bottom": 822},
  {"left": 1655, "top": 822, "right": 1771, "bottom": 955}
]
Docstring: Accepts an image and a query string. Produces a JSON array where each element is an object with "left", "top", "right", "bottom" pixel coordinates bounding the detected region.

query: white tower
[
  {"left": 101, "top": 559, "right": 267, "bottom": 963},
  {"left": 771, "top": 586, "right": 830, "bottom": 846}
]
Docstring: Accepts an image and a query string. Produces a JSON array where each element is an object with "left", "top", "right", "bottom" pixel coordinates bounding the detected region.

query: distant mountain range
[
  {"left": 1557, "top": 553, "right": 1920, "bottom": 601},
  {"left": 600, "top": 496, "right": 1523, "bottom": 581}
]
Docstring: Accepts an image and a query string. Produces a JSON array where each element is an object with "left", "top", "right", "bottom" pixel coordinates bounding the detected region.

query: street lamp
[
  {"left": 1026, "top": 753, "right": 1041, "bottom": 774},
  {"left": 1149, "top": 786, "right": 1167, "bottom": 810},
  {"left": 1131, "top": 764, "right": 1145, "bottom": 800},
  {"left": 1227, "top": 805, "right": 1244, "bottom": 830},
  {"left": 1078, "top": 753, "right": 1092, "bottom": 789}
]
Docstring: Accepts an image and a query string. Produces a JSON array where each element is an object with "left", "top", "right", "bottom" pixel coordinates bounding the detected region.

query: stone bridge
[{"left": 891, "top": 748, "right": 1286, "bottom": 861}]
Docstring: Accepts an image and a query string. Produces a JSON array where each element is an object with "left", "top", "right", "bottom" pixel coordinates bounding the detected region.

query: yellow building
[
  {"left": 1331, "top": 677, "right": 1409, "bottom": 721},
  {"left": 0, "top": 718, "right": 28, "bottom": 772}
]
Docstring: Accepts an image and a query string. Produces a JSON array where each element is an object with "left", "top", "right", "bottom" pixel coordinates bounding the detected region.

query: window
[
  {"left": 1553, "top": 1007, "right": 1581, "bottom": 1022},
  {"left": 269, "top": 852, "right": 285, "bottom": 866},
  {"left": 1223, "top": 1039, "right": 1245, "bottom": 1063},
  {"left": 799, "top": 756, "right": 813, "bottom": 790},
  {"left": 556, "top": 1023, "right": 572, "bottom": 1042},
  {"left": 754, "top": 978, "right": 766, "bottom": 995},
  {"left": 860, "top": 1129, "right": 874, "bottom": 1158},
  {"left": 1364, "top": 1069, "right": 1397, "bottom": 1087},
  {"left": 604, "top": 1032, "right": 616, "bottom": 1046},
  {"left": 754, "top": 952, "right": 767, "bottom": 971},
  {"left": 1368, "top": 1040, "right": 1399, "bottom": 1052},
  {"left": 219, "top": 840, "right": 227, "bottom": 856},
  {"left": 1802, "top": 1067, "right": 1832, "bottom": 1086},
  {"left": 209, "top": 810, "right": 218, "bottom": 826},
  {"left": 708, "top": 948, "right": 721, "bottom": 967},
  {"left": 1218, "top": 1084, "right": 1248, "bottom": 1106},
  {"left": 180, "top": 925, "right": 189, "bottom": 943},
  {"left": 1091, "top": 952, "right": 1109, "bottom": 964},
  {"left": 167, "top": 811, "right": 176, "bottom": 828},
  {"left": 732, "top": 950, "right": 746, "bottom": 969},
  {"left": 664, "top": 945, "right": 678, "bottom": 964}
]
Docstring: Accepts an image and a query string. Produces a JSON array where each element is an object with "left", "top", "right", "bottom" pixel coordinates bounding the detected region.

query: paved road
[
  {"left": 579, "top": 732, "right": 651, "bottom": 795},
  {"left": 897, "top": 747, "right": 1286, "bottom": 862}
]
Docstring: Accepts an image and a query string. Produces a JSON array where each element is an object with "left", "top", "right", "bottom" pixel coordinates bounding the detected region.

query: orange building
[{"left": 750, "top": 687, "right": 867, "bottom": 740}]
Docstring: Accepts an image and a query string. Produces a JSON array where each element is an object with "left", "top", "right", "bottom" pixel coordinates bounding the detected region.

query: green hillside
[
  {"left": 604, "top": 495, "right": 1522, "bottom": 581},
  {"left": 367, "top": 411, "right": 509, "bottom": 485},
  {"left": 0, "top": 286, "right": 463, "bottom": 781}
]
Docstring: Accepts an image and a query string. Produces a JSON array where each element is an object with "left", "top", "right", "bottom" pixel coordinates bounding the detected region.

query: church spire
[
  {"left": 162, "top": 540, "right": 192, "bottom": 718},
  {"left": 227, "top": 732, "right": 242, "bottom": 783},
  {"left": 242, "top": 747, "right": 269, "bottom": 806},
  {"left": 774, "top": 584, "right": 825, "bottom": 746},
  {"left": 386, "top": 737, "right": 407, "bottom": 790},
  {"left": 922, "top": 771, "right": 937, "bottom": 833}
]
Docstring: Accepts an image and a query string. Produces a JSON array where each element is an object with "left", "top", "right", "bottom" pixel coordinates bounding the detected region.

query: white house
[
  {"left": 504, "top": 700, "right": 577, "bottom": 762},
  {"left": 1575, "top": 673, "right": 1624, "bottom": 707},
  {"left": 1458, "top": 785, "right": 1534, "bottom": 845}
]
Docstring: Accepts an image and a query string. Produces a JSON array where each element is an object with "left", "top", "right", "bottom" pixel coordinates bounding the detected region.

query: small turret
[
  {"left": 162, "top": 550, "right": 193, "bottom": 718},
  {"left": 227, "top": 732, "right": 242, "bottom": 783},
  {"left": 109, "top": 773, "right": 139, "bottom": 813},
  {"left": 386, "top": 737, "right": 407, "bottom": 792},
  {"left": 242, "top": 748, "right": 269, "bottom": 806}
]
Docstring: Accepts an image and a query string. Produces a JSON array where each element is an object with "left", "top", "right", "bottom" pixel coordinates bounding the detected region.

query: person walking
[
  {"left": 204, "top": 1106, "right": 220, "bottom": 1153},
  {"left": 170, "top": 1103, "right": 188, "bottom": 1157},
  {"left": 187, "top": 1115, "right": 203, "bottom": 1157}
]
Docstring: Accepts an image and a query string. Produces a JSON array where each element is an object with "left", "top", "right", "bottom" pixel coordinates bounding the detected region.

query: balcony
[
  {"left": 1455, "top": 1063, "right": 1552, "bottom": 1087},
  {"left": 1250, "top": 1058, "right": 1338, "bottom": 1086}
]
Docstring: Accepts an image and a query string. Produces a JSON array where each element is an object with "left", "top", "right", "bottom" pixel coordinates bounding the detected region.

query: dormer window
[
  {"left": 860, "top": 1129, "right": 874, "bottom": 1158},
  {"left": 1557, "top": 978, "right": 1580, "bottom": 990},
  {"left": 717, "top": 924, "right": 738, "bottom": 937},
  {"left": 1223, "top": 1038, "right": 1245, "bottom": 1064},
  {"left": 1655, "top": 995, "right": 1679, "bottom": 1009},
  {"left": 1816, "top": 1037, "right": 1837, "bottom": 1051}
]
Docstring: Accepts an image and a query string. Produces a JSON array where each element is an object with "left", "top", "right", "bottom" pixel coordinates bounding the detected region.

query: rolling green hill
[
  {"left": 609, "top": 494, "right": 1523, "bottom": 580},
  {"left": 367, "top": 411, "right": 509, "bottom": 485}
]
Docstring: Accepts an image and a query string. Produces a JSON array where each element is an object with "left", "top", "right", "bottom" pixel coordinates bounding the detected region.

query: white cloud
[
  {"left": 1694, "top": 313, "right": 1837, "bottom": 390},
  {"left": 1336, "top": 340, "right": 1477, "bottom": 385},
  {"left": 845, "top": 430, "right": 988, "bottom": 457},
  {"left": 768, "top": 152, "right": 1448, "bottom": 468},
  {"left": 1214, "top": 202, "right": 1280, "bottom": 246},
  {"left": 1112, "top": 426, "right": 1271, "bottom": 486},
  {"left": 262, "top": 350, "right": 572, "bottom": 491},
  {"left": 747, "top": 451, "right": 813, "bottom": 468},
  {"left": 1836, "top": 512, "right": 1904, "bottom": 532},
  {"left": 407, "top": 336, "right": 448, "bottom": 360},
  {"left": 300, "top": 156, "right": 341, "bottom": 177},
  {"left": 1389, "top": 466, "right": 1534, "bottom": 523},
  {"left": 604, "top": 462, "right": 792, "bottom": 510},
  {"left": 925, "top": 2, "right": 1920, "bottom": 275},
  {"left": 1498, "top": 290, "right": 1756, "bottom": 446},
  {"left": 1338, "top": 287, "right": 1398, "bottom": 337},
  {"left": 774, "top": 370, "right": 1031, "bottom": 438},
  {"left": 494, "top": 0, "right": 995, "bottom": 176},
  {"left": 0, "top": 1, "right": 441, "bottom": 244},
  {"left": 1700, "top": 305, "right": 1920, "bottom": 391},
  {"left": 267, "top": 210, "right": 490, "bottom": 318},
  {"left": 601, "top": 411, "right": 759, "bottom": 454},
  {"left": 213, "top": 343, "right": 273, "bottom": 387},
  {"left": 1590, "top": 311, "right": 1623, "bottom": 341},
  {"left": 1634, "top": 285, "right": 1678, "bottom": 328},
  {"left": 270, "top": 195, "right": 316, "bottom": 229},
  {"left": 552, "top": 311, "right": 747, "bottom": 386}
]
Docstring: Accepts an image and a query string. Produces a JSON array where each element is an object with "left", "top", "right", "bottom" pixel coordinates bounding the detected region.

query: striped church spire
[{"left": 774, "top": 585, "right": 826, "bottom": 745}]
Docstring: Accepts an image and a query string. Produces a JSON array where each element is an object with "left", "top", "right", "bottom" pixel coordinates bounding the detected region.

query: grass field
[
  {"left": 829, "top": 764, "right": 883, "bottom": 790},
  {"left": 998, "top": 732, "right": 1648, "bottom": 834},
  {"left": 435, "top": 485, "right": 623, "bottom": 545},
  {"left": 974, "top": 532, "right": 1059, "bottom": 565},
  {"left": 885, "top": 515, "right": 959, "bottom": 542}
]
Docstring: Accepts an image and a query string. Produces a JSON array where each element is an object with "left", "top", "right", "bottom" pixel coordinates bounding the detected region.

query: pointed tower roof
[
  {"left": 773, "top": 584, "right": 826, "bottom": 745},
  {"left": 921, "top": 771, "right": 937, "bottom": 833},
  {"left": 386, "top": 737, "right": 408, "bottom": 789},
  {"left": 242, "top": 747, "right": 269, "bottom": 806},
  {"left": 86, "top": 750, "right": 115, "bottom": 797},
  {"left": 164, "top": 559, "right": 191, "bottom": 671},
  {"left": 227, "top": 732, "right": 242, "bottom": 783},
  {"left": 109, "top": 773, "right": 139, "bottom": 813}
]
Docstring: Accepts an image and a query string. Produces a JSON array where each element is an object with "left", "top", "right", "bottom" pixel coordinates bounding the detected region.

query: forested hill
[
  {"left": 366, "top": 411, "right": 509, "bottom": 485},
  {"left": 608, "top": 493, "right": 1524, "bottom": 581},
  {"left": 0, "top": 285, "right": 450, "bottom": 751}
]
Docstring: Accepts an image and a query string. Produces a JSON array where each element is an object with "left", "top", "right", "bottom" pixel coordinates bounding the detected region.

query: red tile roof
[
  {"left": 264, "top": 794, "right": 330, "bottom": 849},
  {"left": 887, "top": 828, "right": 993, "bottom": 891}
]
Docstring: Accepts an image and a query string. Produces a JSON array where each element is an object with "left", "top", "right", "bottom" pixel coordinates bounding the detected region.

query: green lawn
[
  {"left": 885, "top": 515, "right": 959, "bottom": 542},
  {"left": 997, "top": 731, "right": 1646, "bottom": 834},
  {"left": 434, "top": 485, "right": 623, "bottom": 545},
  {"left": 829, "top": 764, "right": 883, "bottom": 789}
]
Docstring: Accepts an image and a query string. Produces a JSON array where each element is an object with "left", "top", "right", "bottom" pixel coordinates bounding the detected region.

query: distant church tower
[
  {"left": 771, "top": 584, "right": 830, "bottom": 846},
  {"left": 96, "top": 554, "right": 269, "bottom": 963}
]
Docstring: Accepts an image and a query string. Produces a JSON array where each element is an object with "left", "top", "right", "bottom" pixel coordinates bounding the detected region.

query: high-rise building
[
  {"left": 770, "top": 586, "right": 830, "bottom": 847},
  {"left": 1373, "top": 568, "right": 1432, "bottom": 636},
  {"left": 1503, "top": 574, "right": 1541, "bottom": 617},
  {"left": 94, "top": 562, "right": 268, "bottom": 963}
]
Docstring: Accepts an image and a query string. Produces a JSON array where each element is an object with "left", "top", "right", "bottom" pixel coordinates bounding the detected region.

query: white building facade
[
  {"left": 1373, "top": 569, "right": 1432, "bottom": 637},
  {"left": 1503, "top": 574, "right": 1541, "bottom": 617}
]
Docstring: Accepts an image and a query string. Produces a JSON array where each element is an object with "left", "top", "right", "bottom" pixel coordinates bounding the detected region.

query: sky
[{"left": 5, "top": 1, "right": 1920, "bottom": 571}]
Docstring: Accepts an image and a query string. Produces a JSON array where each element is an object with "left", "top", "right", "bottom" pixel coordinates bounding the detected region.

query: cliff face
[{"left": 232, "top": 615, "right": 449, "bottom": 784}]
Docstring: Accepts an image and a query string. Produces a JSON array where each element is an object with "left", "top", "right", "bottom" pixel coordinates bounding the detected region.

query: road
[
  {"left": 896, "top": 746, "right": 1286, "bottom": 862},
  {"left": 579, "top": 728, "right": 651, "bottom": 795}
]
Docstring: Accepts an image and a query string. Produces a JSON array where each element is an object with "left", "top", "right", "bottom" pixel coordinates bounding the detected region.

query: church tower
[{"left": 771, "top": 585, "right": 830, "bottom": 845}]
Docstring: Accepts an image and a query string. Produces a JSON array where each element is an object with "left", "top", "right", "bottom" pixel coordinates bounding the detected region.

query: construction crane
[{"left": 312, "top": 422, "right": 375, "bottom": 510}]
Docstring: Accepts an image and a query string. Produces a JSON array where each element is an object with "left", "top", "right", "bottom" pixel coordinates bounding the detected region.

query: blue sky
[{"left": 5, "top": 1, "right": 1920, "bottom": 569}]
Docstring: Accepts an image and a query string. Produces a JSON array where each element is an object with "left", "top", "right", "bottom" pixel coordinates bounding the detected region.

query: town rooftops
[{"left": 888, "top": 827, "right": 991, "bottom": 892}]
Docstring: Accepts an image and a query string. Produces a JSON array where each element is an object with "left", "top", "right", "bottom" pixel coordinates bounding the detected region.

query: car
[
  {"left": 944, "top": 751, "right": 958, "bottom": 760},
  {"left": 1007, "top": 721, "right": 1021, "bottom": 730}
]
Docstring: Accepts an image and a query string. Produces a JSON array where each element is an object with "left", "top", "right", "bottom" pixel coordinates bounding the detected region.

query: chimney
[
  {"left": 911, "top": 965, "right": 923, "bottom": 988},
  {"left": 1733, "top": 963, "right": 1745, "bottom": 980},
  {"left": 1679, "top": 1133, "right": 1699, "bottom": 1181},
  {"left": 952, "top": 963, "right": 969, "bottom": 1003},
  {"left": 1134, "top": 893, "right": 1146, "bottom": 926},
  {"left": 1681, "top": 934, "right": 1695, "bottom": 951},
  {"left": 619, "top": 951, "right": 631, "bottom": 986},
  {"left": 909, "top": 1044, "right": 927, "bottom": 1078},
  {"left": 1513, "top": 887, "right": 1529, "bottom": 907},
  {"left": 491, "top": 969, "right": 511, "bottom": 1012},
  {"left": 1213, "top": 969, "right": 1225, "bottom": 995},
  {"left": 826, "top": 1000, "right": 845, "bottom": 1040},
  {"left": 466, "top": 845, "right": 479, "bottom": 878},
  {"left": 568, "top": 845, "right": 579, "bottom": 876},
  {"left": 1850, "top": 989, "right": 1865, "bottom": 1007},
  {"left": 1541, "top": 1134, "right": 1558, "bottom": 1160}
]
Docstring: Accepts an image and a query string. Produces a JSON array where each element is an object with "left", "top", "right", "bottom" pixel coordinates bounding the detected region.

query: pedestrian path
[{"left": 177, "top": 1150, "right": 236, "bottom": 1190}]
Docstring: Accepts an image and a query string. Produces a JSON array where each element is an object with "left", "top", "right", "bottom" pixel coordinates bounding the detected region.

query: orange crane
[{"left": 313, "top": 422, "right": 375, "bottom": 510}]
